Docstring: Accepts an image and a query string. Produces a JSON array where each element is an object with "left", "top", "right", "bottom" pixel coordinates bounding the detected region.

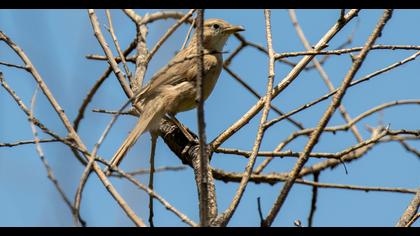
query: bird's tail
[{"left": 105, "top": 100, "right": 166, "bottom": 176}]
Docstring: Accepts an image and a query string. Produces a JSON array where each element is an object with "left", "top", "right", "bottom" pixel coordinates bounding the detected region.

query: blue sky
[{"left": 0, "top": 9, "right": 419, "bottom": 226}]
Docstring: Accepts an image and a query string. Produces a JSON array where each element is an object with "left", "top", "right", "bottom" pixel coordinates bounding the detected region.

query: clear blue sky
[{"left": 0, "top": 9, "right": 419, "bottom": 226}]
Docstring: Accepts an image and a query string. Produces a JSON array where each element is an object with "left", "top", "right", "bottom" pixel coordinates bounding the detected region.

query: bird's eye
[{"left": 212, "top": 24, "right": 220, "bottom": 30}]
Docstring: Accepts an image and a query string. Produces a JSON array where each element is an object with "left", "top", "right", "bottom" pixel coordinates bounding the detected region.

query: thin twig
[
  {"left": 96, "top": 158, "right": 198, "bottom": 227},
  {"left": 398, "top": 140, "right": 420, "bottom": 159},
  {"left": 215, "top": 147, "right": 339, "bottom": 159},
  {"left": 73, "top": 88, "right": 138, "bottom": 226},
  {"left": 295, "top": 129, "right": 418, "bottom": 178},
  {"left": 123, "top": 10, "right": 193, "bottom": 26},
  {"left": 0, "top": 73, "right": 73, "bottom": 157},
  {"left": 73, "top": 39, "right": 137, "bottom": 131},
  {"left": 181, "top": 18, "right": 195, "bottom": 50},
  {"left": 288, "top": 9, "right": 363, "bottom": 143},
  {"left": 307, "top": 172, "right": 319, "bottom": 227},
  {"left": 124, "top": 165, "right": 187, "bottom": 176},
  {"left": 264, "top": 99, "right": 420, "bottom": 145},
  {"left": 105, "top": 9, "right": 132, "bottom": 82},
  {"left": 0, "top": 60, "right": 28, "bottom": 69},
  {"left": 257, "top": 197, "right": 264, "bottom": 225},
  {"left": 212, "top": 168, "right": 417, "bottom": 194},
  {"left": 215, "top": 129, "right": 419, "bottom": 161},
  {"left": 29, "top": 85, "right": 81, "bottom": 225},
  {"left": 223, "top": 65, "right": 305, "bottom": 130},
  {"left": 264, "top": 51, "right": 420, "bottom": 130},
  {"left": 276, "top": 45, "right": 420, "bottom": 59},
  {"left": 405, "top": 213, "right": 420, "bottom": 227},
  {"left": 0, "top": 139, "right": 59, "bottom": 147},
  {"left": 145, "top": 9, "right": 195, "bottom": 64},
  {"left": 91, "top": 108, "right": 134, "bottom": 116}
]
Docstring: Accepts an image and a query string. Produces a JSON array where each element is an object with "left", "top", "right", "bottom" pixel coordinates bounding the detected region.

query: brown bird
[{"left": 106, "top": 18, "right": 244, "bottom": 175}]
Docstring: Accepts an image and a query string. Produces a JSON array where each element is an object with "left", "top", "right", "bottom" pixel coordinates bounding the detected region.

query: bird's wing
[{"left": 138, "top": 48, "right": 220, "bottom": 99}]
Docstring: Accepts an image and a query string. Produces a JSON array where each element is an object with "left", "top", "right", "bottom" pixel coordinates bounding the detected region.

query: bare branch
[
  {"left": 210, "top": 9, "right": 360, "bottom": 150},
  {"left": 262, "top": 9, "right": 393, "bottom": 227},
  {"left": 215, "top": 9, "right": 277, "bottom": 226},
  {"left": 29, "top": 86, "right": 81, "bottom": 225},
  {"left": 96, "top": 158, "right": 198, "bottom": 227},
  {"left": 195, "top": 9, "right": 212, "bottom": 226},
  {"left": 288, "top": 9, "right": 363, "bottom": 143},
  {"left": 307, "top": 172, "right": 319, "bottom": 227},
  {"left": 105, "top": 9, "right": 132, "bottom": 82},
  {"left": 212, "top": 168, "right": 417, "bottom": 194},
  {"left": 0, "top": 139, "right": 59, "bottom": 147},
  {"left": 396, "top": 188, "right": 420, "bottom": 227},
  {"left": 88, "top": 9, "right": 133, "bottom": 99}
]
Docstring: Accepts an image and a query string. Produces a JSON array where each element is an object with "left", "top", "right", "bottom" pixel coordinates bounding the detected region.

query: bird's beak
[{"left": 224, "top": 25, "right": 245, "bottom": 34}]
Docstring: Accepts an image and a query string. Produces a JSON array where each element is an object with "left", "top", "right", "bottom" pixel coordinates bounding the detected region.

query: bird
[{"left": 105, "top": 18, "right": 244, "bottom": 175}]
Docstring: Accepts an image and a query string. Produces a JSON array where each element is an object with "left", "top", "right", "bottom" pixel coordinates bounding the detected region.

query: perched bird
[{"left": 106, "top": 18, "right": 244, "bottom": 175}]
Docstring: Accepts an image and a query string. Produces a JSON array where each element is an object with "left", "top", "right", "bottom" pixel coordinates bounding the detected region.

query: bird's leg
[
  {"left": 167, "top": 113, "right": 198, "bottom": 143},
  {"left": 148, "top": 131, "right": 158, "bottom": 227}
]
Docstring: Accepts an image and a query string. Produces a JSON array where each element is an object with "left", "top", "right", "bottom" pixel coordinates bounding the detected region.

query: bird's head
[{"left": 191, "top": 18, "right": 245, "bottom": 51}]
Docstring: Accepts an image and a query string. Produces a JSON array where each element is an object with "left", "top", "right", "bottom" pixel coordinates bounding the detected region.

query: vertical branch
[
  {"left": 215, "top": 9, "right": 276, "bottom": 226},
  {"left": 87, "top": 10, "right": 133, "bottom": 99},
  {"left": 133, "top": 21, "right": 148, "bottom": 93},
  {"left": 262, "top": 9, "right": 393, "bottom": 227},
  {"left": 182, "top": 18, "right": 196, "bottom": 50},
  {"left": 257, "top": 197, "right": 264, "bottom": 225},
  {"left": 148, "top": 132, "right": 158, "bottom": 227},
  {"left": 105, "top": 9, "right": 132, "bottom": 82},
  {"left": 122, "top": 9, "right": 149, "bottom": 92},
  {"left": 73, "top": 98, "right": 134, "bottom": 227},
  {"left": 195, "top": 9, "right": 210, "bottom": 227},
  {"left": 307, "top": 172, "right": 319, "bottom": 227},
  {"left": 29, "top": 85, "right": 80, "bottom": 225}
]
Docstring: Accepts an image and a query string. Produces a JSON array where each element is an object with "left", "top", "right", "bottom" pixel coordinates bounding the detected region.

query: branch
[
  {"left": 29, "top": 86, "right": 81, "bottom": 225},
  {"left": 145, "top": 9, "right": 195, "bottom": 63},
  {"left": 210, "top": 9, "right": 360, "bottom": 150},
  {"left": 275, "top": 45, "right": 420, "bottom": 59},
  {"left": 195, "top": 9, "right": 212, "bottom": 227},
  {"left": 215, "top": 9, "right": 276, "bottom": 226},
  {"left": 95, "top": 158, "right": 198, "bottom": 227},
  {"left": 88, "top": 9, "right": 133, "bottom": 98},
  {"left": 73, "top": 39, "right": 137, "bottom": 131},
  {"left": 307, "top": 172, "right": 319, "bottom": 227},
  {"left": 1, "top": 14, "right": 146, "bottom": 227},
  {"left": 264, "top": 51, "right": 420, "bottom": 130},
  {"left": 105, "top": 9, "right": 132, "bottom": 82},
  {"left": 262, "top": 9, "right": 393, "bottom": 227},
  {"left": 396, "top": 188, "right": 420, "bottom": 227},
  {"left": 0, "top": 138, "right": 59, "bottom": 147},
  {"left": 212, "top": 168, "right": 417, "bottom": 194},
  {"left": 288, "top": 9, "right": 363, "bottom": 143}
]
